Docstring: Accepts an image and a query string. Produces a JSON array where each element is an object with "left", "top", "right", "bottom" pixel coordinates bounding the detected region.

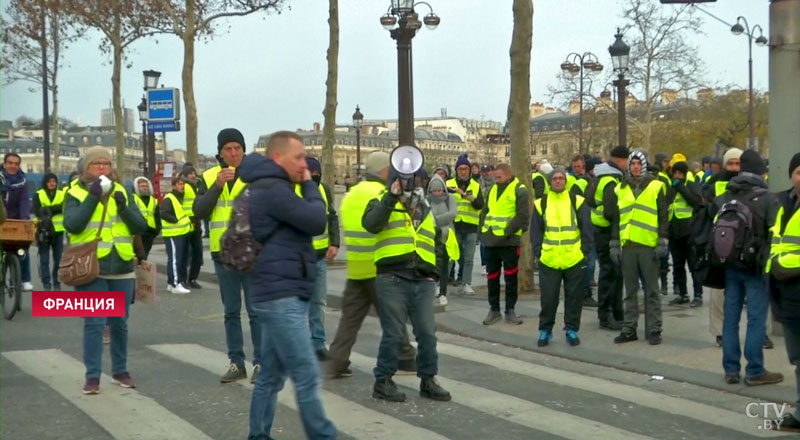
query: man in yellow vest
[
  {"left": 362, "top": 162, "right": 451, "bottom": 403},
  {"left": 159, "top": 176, "right": 192, "bottom": 294},
  {"left": 192, "top": 128, "right": 262, "bottom": 383},
  {"left": 180, "top": 164, "right": 203, "bottom": 289},
  {"left": 532, "top": 161, "right": 552, "bottom": 200},
  {"left": 326, "top": 152, "right": 417, "bottom": 378},
  {"left": 666, "top": 161, "right": 704, "bottom": 307},
  {"left": 446, "top": 155, "right": 484, "bottom": 296},
  {"left": 32, "top": 173, "right": 65, "bottom": 290},
  {"left": 767, "top": 152, "right": 800, "bottom": 431},
  {"left": 614, "top": 151, "right": 669, "bottom": 346},
  {"left": 132, "top": 176, "right": 160, "bottom": 260},
  {"left": 481, "top": 163, "right": 529, "bottom": 326},
  {"left": 305, "top": 157, "right": 340, "bottom": 360},
  {"left": 530, "top": 169, "right": 593, "bottom": 347}
]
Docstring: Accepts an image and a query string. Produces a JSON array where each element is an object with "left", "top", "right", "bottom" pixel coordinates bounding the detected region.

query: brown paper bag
[{"left": 135, "top": 260, "right": 157, "bottom": 306}]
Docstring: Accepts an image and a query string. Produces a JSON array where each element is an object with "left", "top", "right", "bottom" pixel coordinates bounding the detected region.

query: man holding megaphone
[{"left": 361, "top": 145, "right": 452, "bottom": 403}]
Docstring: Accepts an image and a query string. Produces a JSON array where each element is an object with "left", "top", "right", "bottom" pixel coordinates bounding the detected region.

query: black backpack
[
  {"left": 220, "top": 188, "right": 261, "bottom": 272},
  {"left": 710, "top": 190, "right": 765, "bottom": 269}
]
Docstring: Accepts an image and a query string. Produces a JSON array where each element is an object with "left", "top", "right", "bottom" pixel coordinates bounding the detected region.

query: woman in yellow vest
[
  {"left": 180, "top": 165, "right": 203, "bottom": 289},
  {"left": 32, "top": 173, "right": 65, "bottom": 290},
  {"left": 63, "top": 146, "right": 147, "bottom": 394},
  {"left": 427, "top": 170, "right": 457, "bottom": 306},
  {"left": 159, "top": 176, "right": 192, "bottom": 294},
  {"left": 132, "top": 176, "right": 160, "bottom": 259}
]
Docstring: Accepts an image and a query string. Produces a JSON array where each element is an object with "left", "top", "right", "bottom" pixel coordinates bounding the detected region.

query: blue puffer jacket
[{"left": 238, "top": 154, "right": 326, "bottom": 303}]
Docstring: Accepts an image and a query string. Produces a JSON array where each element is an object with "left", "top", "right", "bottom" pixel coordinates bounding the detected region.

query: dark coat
[
  {"left": 238, "top": 154, "right": 326, "bottom": 303},
  {"left": 0, "top": 167, "right": 30, "bottom": 220},
  {"left": 770, "top": 189, "right": 800, "bottom": 322}
]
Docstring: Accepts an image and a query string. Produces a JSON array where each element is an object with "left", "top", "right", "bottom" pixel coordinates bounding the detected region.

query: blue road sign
[
  {"left": 146, "top": 88, "right": 181, "bottom": 121},
  {"left": 147, "top": 121, "right": 180, "bottom": 132}
]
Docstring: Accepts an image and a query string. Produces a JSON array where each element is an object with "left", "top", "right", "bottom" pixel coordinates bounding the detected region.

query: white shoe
[
  {"left": 481, "top": 267, "right": 488, "bottom": 276},
  {"left": 462, "top": 284, "right": 475, "bottom": 296},
  {"left": 166, "top": 285, "right": 174, "bottom": 294},
  {"left": 172, "top": 284, "right": 190, "bottom": 295},
  {"left": 22, "top": 282, "right": 34, "bottom": 291},
  {"left": 438, "top": 295, "right": 448, "bottom": 306}
]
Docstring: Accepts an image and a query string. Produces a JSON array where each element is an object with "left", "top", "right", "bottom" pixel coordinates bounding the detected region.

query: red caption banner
[{"left": 32, "top": 291, "right": 126, "bottom": 317}]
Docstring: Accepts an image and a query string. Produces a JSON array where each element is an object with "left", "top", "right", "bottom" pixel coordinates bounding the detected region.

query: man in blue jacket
[
  {"left": 239, "top": 131, "right": 336, "bottom": 440},
  {"left": 1, "top": 153, "right": 33, "bottom": 291}
]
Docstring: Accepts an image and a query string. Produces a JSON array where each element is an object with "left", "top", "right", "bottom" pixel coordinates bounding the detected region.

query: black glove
[
  {"left": 89, "top": 179, "right": 103, "bottom": 198},
  {"left": 113, "top": 192, "right": 127, "bottom": 212},
  {"left": 609, "top": 240, "right": 622, "bottom": 267}
]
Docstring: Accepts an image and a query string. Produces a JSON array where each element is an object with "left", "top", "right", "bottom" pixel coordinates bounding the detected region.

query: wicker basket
[{"left": 0, "top": 219, "right": 36, "bottom": 249}]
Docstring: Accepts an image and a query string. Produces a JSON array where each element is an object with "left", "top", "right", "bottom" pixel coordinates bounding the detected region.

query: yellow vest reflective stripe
[
  {"left": 446, "top": 178, "right": 481, "bottom": 226},
  {"left": 374, "top": 201, "right": 437, "bottom": 268},
  {"left": 202, "top": 165, "right": 247, "bottom": 252},
  {"left": 617, "top": 179, "right": 663, "bottom": 247},
  {"left": 295, "top": 183, "right": 330, "bottom": 251},
  {"left": 535, "top": 191, "right": 585, "bottom": 270},
  {"left": 767, "top": 206, "right": 800, "bottom": 273},
  {"left": 341, "top": 180, "right": 386, "bottom": 280},
  {"left": 483, "top": 177, "right": 523, "bottom": 237},
  {"left": 66, "top": 183, "right": 134, "bottom": 261},
  {"left": 715, "top": 180, "right": 729, "bottom": 198},
  {"left": 669, "top": 191, "right": 693, "bottom": 220},
  {"left": 36, "top": 188, "right": 66, "bottom": 232},
  {"left": 133, "top": 193, "right": 157, "bottom": 229},
  {"left": 591, "top": 175, "right": 618, "bottom": 228},
  {"left": 182, "top": 183, "right": 196, "bottom": 217},
  {"left": 161, "top": 193, "right": 192, "bottom": 237},
  {"left": 531, "top": 172, "right": 549, "bottom": 198}
]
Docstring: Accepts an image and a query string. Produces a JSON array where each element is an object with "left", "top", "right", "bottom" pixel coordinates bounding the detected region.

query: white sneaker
[
  {"left": 22, "top": 282, "right": 34, "bottom": 291},
  {"left": 172, "top": 284, "right": 190, "bottom": 295},
  {"left": 462, "top": 284, "right": 475, "bottom": 296},
  {"left": 481, "top": 267, "right": 488, "bottom": 276},
  {"left": 438, "top": 295, "right": 448, "bottom": 306},
  {"left": 166, "top": 284, "right": 174, "bottom": 294}
]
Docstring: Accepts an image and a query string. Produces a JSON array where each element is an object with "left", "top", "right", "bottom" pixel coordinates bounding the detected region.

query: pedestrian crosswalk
[{"left": 2, "top": 340, "right": 791, "bottom": 440}]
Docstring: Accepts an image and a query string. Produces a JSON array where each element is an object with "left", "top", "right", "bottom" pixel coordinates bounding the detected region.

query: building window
[
  {"left": 83, "top": 136, "right": 89, "bottom": 144},
  {"left": 542, "top": 143, "right": 548, "bottom": 155},
  {"left": 69, "top": 136, "right": 75, "bottom": 144},
  {"left": 530, "top": 144, "right": 536, "bottom": 155}
]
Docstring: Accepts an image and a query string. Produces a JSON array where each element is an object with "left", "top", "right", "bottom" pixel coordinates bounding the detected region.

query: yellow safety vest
[
  {"left": 202, "top": 165, "right": 247, "bottom": 252},
  {"left": 531, "top": 172, "right": 549, "bottom": 199},
  {"left": 566, "top": 175, "right": 588, "bottom": 196},
  {"left": 767, "top": 205, "right": 800, "bottom": 274},
  {"left": 67, "top": 182, "right": 134, "bottom": 261},
  {"left": 161, "top": 193, "right": 192, "bottom": 237},
  {"left": 617, "top": 179, "right": 664, "bottom": 247},
  {"left": 182, "top": 182, "right": 196, "bottom": 217},
  {"left": 534, "top": 191, "right": 585, "bottom": 270},
  {"left": 669, "top": 191, "right": 693, "bottom": 221},
  {"left": 591, "top": 175, "right": 618, "bottom": 228},
  {"left": 696, "top": 170, "right": 705, "bottom": 182},
  {"left": 341, "top": 180, "right": 386, "bottom": 280},
  {"left": 133, "top": 193, "right": 157, "bottom": 230},
  {"left": 445, "top": 228, "right": 460, "bottom": 261},
  {"left": 483, "top": 177, "right": 524, "bottom": 237},
  {"left": 715, "top": 180, "right": 729, "bottom": 198},
  {"left": 446, "top": 178, "right": 481, "bottom": 226},
  {"left": 36, "top": 188, "right": 65, "bottom": 232},
  {"left": 295, "top": 182, "right": 330, "bottom": 251},
  {"left": 373, "top": 199, "right": 437, "bottom": 269},
  {"left": 657, "top": 171, "right": 670, "bottom": 196}
]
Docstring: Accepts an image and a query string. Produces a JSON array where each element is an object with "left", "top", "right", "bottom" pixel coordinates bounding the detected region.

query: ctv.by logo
[{"left": 746, "top": 402, "right": 789, "bottom": 431}]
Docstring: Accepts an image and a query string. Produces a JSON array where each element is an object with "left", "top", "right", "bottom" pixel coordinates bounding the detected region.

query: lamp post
[
  {"left": 143, "top": 69, "right": 161, "bottom": 179},
  {"left": 137, "top": 98, "right": 148, "bottom": 176},
  {"left": 609, "top": 29, "right": 631, "bottom": 151},
  {"left": 380, "top": 1, "right": 440, "bottom": 146},
  {"left": 560, "top": 51, "right": 603, "bottom": 155},
  {"left": 352, "top": 105, "right": 364, "bottom": 180},
  {"left": 731, "top": 17, "right": 768, "bottom": 150}
]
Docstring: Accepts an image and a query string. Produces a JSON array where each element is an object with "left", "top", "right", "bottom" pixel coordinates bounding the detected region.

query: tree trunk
[
  {"left": 51, "top": 12, "right": 60, "bottom": 173},
  {"left": 321, "top": 0, "right": 339, "bottom": 200},
  {"left": 182, "top": 0, "right": 197, "bottom": 165},
  {"left": 112, "top": 32, "right": 125, "bottom": 180},
  {"left": 508, "top": 0, "right": 534, "bottom": 291}
]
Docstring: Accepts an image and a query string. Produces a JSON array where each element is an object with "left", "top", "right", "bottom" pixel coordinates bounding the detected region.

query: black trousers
[
  {"left": 184, "top": 225, "right": 203, "bottom": 281},
  {"left": 436, "top": 242, "right": 449, "bottom": 296},
  {"left": 141, "top": 230, "right": 158, "bottom": 259},
  {"left": 486, "top": 245, "right": 519, "bottom": 312},
  {"left": 165, "top": 235, "right": 187, "bottom": 286},
  {"left": 594, "top": 226, "right": 623, "bottom": 323},
  {"left": 670, "top": 234, "right": 703, "bottom": 299},
  {"left": 538, "top": 261, "right": 585, "bottom": 332}
]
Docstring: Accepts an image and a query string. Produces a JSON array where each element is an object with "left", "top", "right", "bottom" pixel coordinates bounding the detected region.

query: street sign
[
  {"left": 146, "top": 88, "right": 181, "bottom": 122},
  {"left": 147, "top": 121, "right": 180, "bottom": 132}
]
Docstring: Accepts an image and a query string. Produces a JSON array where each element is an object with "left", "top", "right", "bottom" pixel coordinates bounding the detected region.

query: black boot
[
  {"left": 420, "top": 377, "right": 451, "bottom": 401},
  {"left": 373, "top": 378, "right": 406, "bottom": 402}
]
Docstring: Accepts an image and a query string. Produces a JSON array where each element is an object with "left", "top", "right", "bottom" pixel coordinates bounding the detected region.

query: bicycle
[{"left": 1, "top": 219, "right": 35, "bottom": 320}]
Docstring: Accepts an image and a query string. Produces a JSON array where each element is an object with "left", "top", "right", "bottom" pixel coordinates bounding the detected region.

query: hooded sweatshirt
[
  {"left": 0, "top": 166, "right": 30, "bottom": 219},
  {"left": 427, "top": 174, "right": 457, "bottom": 244},
  {"left": 32, "top": 173, "right": 63, "bottom": 222}
]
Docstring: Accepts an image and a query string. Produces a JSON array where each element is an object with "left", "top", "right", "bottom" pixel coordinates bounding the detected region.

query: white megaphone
[{"left": 390, "top": 145, "right": 424, "bottom": 179}]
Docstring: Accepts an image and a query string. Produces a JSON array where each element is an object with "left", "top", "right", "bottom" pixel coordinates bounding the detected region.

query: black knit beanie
[
  {"left": 217, "top": 128, "right": 246, "bottom": 153},
  {"left": 740, "top": 149, "right": 767, "bottom": 175},
  {"left": 610, "top": 145, "right": 630, "bottom": 159},
  {"left": 672, "top": 162, "right": 689, "bottom": 176},
  {"left": 790, "top": 152, "right": 800, "bottom": 178}
]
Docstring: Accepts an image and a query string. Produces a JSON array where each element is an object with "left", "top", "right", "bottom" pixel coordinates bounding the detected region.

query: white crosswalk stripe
[
  {"left": 147, "top": 343, "right": 451, "bottom": 440},
  {"left": 2, "top": 349, "right": 214, "bottom": 440}
]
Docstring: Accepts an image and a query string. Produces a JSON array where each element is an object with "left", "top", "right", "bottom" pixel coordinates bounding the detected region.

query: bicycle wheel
[{"left": 2, "top": 254, "right": 22, "bottom": 320}]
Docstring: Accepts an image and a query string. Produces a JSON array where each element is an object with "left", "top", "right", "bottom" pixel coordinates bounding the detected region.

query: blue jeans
[
  {"left": 21, "top": 251, "right": 31, "bottom": 283},
  {"left": 249, "top": 297, "right": 337, "bottom": 440},
  {"left": 81, "top": 278, "right": 134, "bottom": 379},
  {"left": 38, "top": 232, "right": 64, "bottom": 287},
  {"left": 214, "top": 260, "right": 261, "bottom": 366},
  {"left": 456, "top": 231, "right": 477, "bottom": 285},
  {"left": 722, "top": 268, "right": 768, "bottom": 378},
  {"left": 309, "top": 259, "right": 327, "bottom": 351},
  {"left": 783, "top": 319, "right": 800, "bottom": 419},
  {"left": 374, "top": 274, "right": 438, "bottom": 379},
  {"left": 479, "top": 236, "right": 487, "bottom": 267},
  {"left": 584, "top": 244, "right": 597, "bottom": 297}
]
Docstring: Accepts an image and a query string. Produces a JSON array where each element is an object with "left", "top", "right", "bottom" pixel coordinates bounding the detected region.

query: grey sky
[{"left": 0, "top": 0, "right": 768, "bottom": 156}]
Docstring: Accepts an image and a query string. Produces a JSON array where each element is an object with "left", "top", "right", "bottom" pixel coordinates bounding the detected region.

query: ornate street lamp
[
  {"left": 137, "top": 98, "right": 148, "bottom": 176},
  {"left": 143, "top": 70, "right": 161, "bottom": 91},
  {"left": 379, "top": 1, "right": 439, "bottom": 147},
  {"left": 731, "top": 16, "right": 768, "bottom": 150},
  {"left": 609, "top": 28, "right": 631, "bottom": 150},
  {"left": 142, "top": 69, "right": 161, "bottom": 179},
  {"left": 560, "top": 51, "right": 603, "bottom": 154},
  {"left": 352, "top": 105, "right": 364, "bottom": 180}
]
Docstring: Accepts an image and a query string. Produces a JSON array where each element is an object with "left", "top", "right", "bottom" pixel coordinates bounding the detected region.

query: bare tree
[
  {"left": 321, "top": 0, "right": 338, "bottom": 199},
  {"left": 62, "top": 0, "right": 160, "bottom": 180},
  {"left": 155, "top": 0, "right": 285, "bottom": 165},
  {"left": 2, "top": 0, "right": 84, "bottom": 172},
  {"left": 621, "top": 0, "right": 707, "bottom": 150},
  {"left": 508, "top": 0, "right": 534, "bottom": 291}
]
